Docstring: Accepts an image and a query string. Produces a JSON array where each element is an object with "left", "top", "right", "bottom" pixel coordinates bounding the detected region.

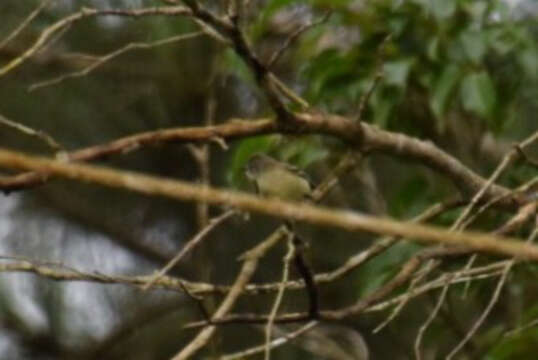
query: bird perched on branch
[{"left": 245, "top": 153, "right": 312, "bottom": 202}]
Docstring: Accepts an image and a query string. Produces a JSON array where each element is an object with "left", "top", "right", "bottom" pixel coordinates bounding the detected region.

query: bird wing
[{"left": 283, "top": 162, "right": 314, "bottom": 189}]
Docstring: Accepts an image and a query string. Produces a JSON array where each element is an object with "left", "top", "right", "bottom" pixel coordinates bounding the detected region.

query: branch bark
[
  {"left": 0, "top": 147, "right": 536, "bottom": 261},
  {"left": 0, "top": 117, "right": 523, "bottom": 209}
]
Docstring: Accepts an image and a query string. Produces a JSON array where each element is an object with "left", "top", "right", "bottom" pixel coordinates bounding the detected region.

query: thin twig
[
  {"left": 461, "top": 176, "right": 538, "bottom": 230},
  {"left": 264, "top": 232, "right": 295, "bottom": 360},
  {"left": 403, "top": 131, "right": 538, "bottom": 321},
  {"left": 0, "top": 114, "right": 63, "bottom": 152},
  {"left": 219, "top": 321, "right": 318, "bottom": 360},
  {"left": 445, "top": 225, "right": 538, "bottom": 360},
  {"left": 0, "top": 6, "right": 192, "bottom": 77},
  {"left": 515, "top": 144, "right": 538, "bottom": 169},
  {"left": 141, "top": 210, "right": 236, "bottom": 291},
  {"left": 267, "top": 11, "right": 332, "bottom": 68},
  {"left": 170, "top": 228, "right": 285, "bottom": 360},
  {"left": 0, "top": 0, "right": 51, "bottom": 50},
  {"left": 503, "top": 317, "right": 538, "bottom": 338},
  {"left": 29, "top": 31, "right": 204, "bottom": 91},
  {"left": 356, "top": 33, "right": 392, "bottom": 122},
  {"left": 453, "top": 131, "right": 538, "bottom": 230},
  {"left": 461, "top": 197, "right": 536, "bottom": 299},
  {"left": 414, "top": 275, "right": 452, "bottom": 360}
]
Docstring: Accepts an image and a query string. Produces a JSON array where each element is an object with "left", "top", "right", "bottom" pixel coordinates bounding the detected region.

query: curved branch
[
  {"left": 0, "top": 147, "right": 536, "bottom": 261},
  {"left": 0, "top": 116, "right": 522, "bottom": 208}
]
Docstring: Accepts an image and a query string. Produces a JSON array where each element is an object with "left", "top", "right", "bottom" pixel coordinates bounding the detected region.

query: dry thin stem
[
  {"left": 29, "top": 31, "right": 204, "bottom": 91},
  {"left": 447, "top": 263, "right": 512, "bottom": 359},
  {"left": 504, "top": 317, "right": 538, "bottom": 338},
  {"left": 452, "top": 131, "right": 538, "bottom": 230},
  {"left": 414, "top": 275, "right": 452, "bottom": 360},
  {"left": 170, "top": 228, "right": 285, "bottom": 360},
  {"left": 398, "top": 131, "right": 538, "bottom": 328},
  {"left": 188, "top": 76, "right": 218, "bottom": 330},
  {"left": 219, "top": 321, "right": 319, "bottom": 360},
  {"left": 461, "top": 198, "right": 537, "bottom": 299},
  {"left": 365, "top": 261, "right": 509, "bottom": 313},
  {"left": 0, "top": 0, "right": 51, "bottom": 50},
  {"left": 269, "top": 73, "right": 310, "bottom": 109},
  {"left": 445, "top": 225, "right": 538, "bottom": 360},
  {"left": 356, "top": 33, "right": 392, "bottom": 122},
  {"left": 141, "top": 210, "right": 236, "bottom": 291},
  {"left": 515, "top": 144, "right": 538, "bottom": 168},
  {"left": 190, "top": 250, "right": 427, "bottom": 327},
  {"left": 267, "top": 11, "right": 332, "bottom": 67},
  {"left": 265, "top": 232, "right": 295, "bottom": 360},
  {"left": 461, "top": 176, "right": 538, "bottom": 230},
  {"left": 184, "top": 262, "right": 507, "bottom": 329},
  {"left": 0, "top": 256, "right": 186, "bottom": 290},
  {"left": 0, "top": 114, "right": 63, "bottom": 152},
  {"left": 0, "top": 6, "right": 192, "bottom": 77},
  {"left": 370, "top": 202, "right": 464, "bottom": 333},
  {"left": 372, "top": 268, "right": 424, "bottom": 333},
  {"left": 453, "top": 132, "right": 538, "bottom": 297}
]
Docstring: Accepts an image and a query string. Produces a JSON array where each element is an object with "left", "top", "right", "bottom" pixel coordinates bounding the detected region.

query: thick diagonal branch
[{"left": 0, "top": 148, "right": 536, "bottom": 261}]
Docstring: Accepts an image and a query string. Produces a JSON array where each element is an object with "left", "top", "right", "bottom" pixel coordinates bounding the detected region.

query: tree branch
[
  {"left": 0, "top": 147, "right": 536, "bottom": 260},
  {"left": 0, "top": 118, "right": 524, "bottom": 208}
]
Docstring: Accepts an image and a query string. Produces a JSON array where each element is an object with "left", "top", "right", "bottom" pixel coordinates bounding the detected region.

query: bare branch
[
  {"left": 142, "top": 210, "right": 236, "bottom": 291},
  {"left": 446, "top": 225, "right": 538, "bottom": 359},
  {"left": 267, "top": 11, "right": 332, "bottom": 68},
  {"left": 0, "top": 6, "right": 192, "bottom": 77},
  {"left": 0, "top": 0, "right": 51, "bottom": 50},
  {"left": 0, "top": 256, "right": 203, "bottom": 293},
  {"left": 265, "top": 232, "right": 295, "bottom": 360},
  {"left": 356, "top": 33, "right": 392, "bottom": 122},
  {"left": 219, "top": 321, "right": 318, "bottom": 360},
  {"left": 504, "top": 317, "right": 538, "bottom": 338},
  {"left": 452, "top": 131, "right": 538, "bottom": 230},
  {"left": 29, "top": 31, "right": 204, "bottom": 91},
  {"left": 0, "top": 116, "right": 519, "bottom": 208},
  {"left": 170, "top": 227, "right": 285, "bottom": 360},
  {"left": 0, "top": 113, "right": 63, "bottom": 152},
  {"left": 365, "top": 261, "right": 509, "bottom": 314},
  {"left": 0, "top": 147, "right": 535, "bottom": 260},
  {"left": 414, "top": 275, "right": 451, "bottom": 360}
]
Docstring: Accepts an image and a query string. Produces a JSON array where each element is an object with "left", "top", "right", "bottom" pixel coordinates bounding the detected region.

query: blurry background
[{"left": 0, "top": 0, "right": 536, "bottom": 359}]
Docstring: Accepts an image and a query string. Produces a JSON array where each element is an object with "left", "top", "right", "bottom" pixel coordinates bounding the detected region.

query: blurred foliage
[{"left": 281, "top": 0, "right": 538, "bottom": 135}]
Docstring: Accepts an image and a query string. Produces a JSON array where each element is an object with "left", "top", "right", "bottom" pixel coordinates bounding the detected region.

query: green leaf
[
  {"left": 460, "top": 71, "right": 497, "bottom": 119},
  {"left": 371, "top": 94, "right": 394, "bottom": 128},
  {"left": 278, "top": 137, "right": 329, "bottom": 169},
  {"left": 519, "top": 48, "right": 538, "bottom": 80},
  {"left": 430, "top": 0, "right": 456, "bottom": 20},
  {"left": 219, "top": 48, "right": 254, "bottom": 84},
  {"left": 460, "top": 30, "right": 487, "bottom": 63},
  {"left": 427, "top": 36, "right": 440, "bottom": 61},
  {"left": 383, "top": 59, "right": 414, "bottom": 88},
  {"left": 430, "top": 65, "right": 461, "bottom": 121},
  {"left": 488, "top": 28, "right": 517, "bottom": 55}
]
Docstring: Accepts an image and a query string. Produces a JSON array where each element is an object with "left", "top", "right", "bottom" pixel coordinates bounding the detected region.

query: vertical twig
[{"left": 264, "top": 231, "right": 295, "bottom": 360}]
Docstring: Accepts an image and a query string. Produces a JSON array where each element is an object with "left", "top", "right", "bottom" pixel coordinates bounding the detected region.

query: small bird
[{"left": 245, "top": 153, "right": 312, "bottom": 202}]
